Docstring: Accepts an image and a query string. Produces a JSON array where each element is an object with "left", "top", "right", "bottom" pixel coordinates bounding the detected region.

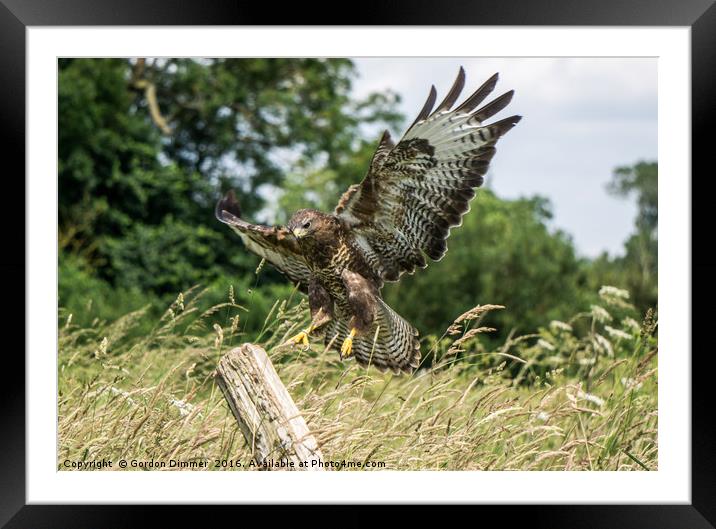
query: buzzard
[{"left": 215, "top": 67, "right": 521, "bottom": 374}]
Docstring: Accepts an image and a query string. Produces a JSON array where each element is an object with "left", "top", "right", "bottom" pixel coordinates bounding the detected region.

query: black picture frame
[{"left": 3, "top": 1, "right": 712, "bottom": 527}]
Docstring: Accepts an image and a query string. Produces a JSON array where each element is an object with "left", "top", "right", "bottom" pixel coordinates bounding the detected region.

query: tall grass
[{"left": 58, "top": 285, "right": 657, "bottom": 471}]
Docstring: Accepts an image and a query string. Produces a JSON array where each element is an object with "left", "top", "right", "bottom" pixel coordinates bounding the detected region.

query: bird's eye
[{"left": 303, "top": 221, "right": 311, "bottom": 229}]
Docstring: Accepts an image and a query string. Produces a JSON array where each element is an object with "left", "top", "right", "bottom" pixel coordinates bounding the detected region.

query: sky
[{"left": 351, "top": 58, "right": 657, "bottom": 258}]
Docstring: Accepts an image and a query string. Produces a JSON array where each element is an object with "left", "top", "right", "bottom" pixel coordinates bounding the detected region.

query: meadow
[{"left": 58, "top": 284, "right": 657, "bottom": 471}]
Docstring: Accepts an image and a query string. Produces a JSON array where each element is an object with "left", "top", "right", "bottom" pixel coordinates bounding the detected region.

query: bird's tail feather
[{"left": 324, "top": 300, "right": 421, "bottom": 374}]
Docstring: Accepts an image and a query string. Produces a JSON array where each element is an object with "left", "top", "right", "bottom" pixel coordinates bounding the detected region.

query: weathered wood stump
[{"left": 215, "top": 344, "right": 324, "bottom": 470}]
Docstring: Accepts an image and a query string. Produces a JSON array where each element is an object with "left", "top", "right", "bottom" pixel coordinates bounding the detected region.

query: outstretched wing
[
  {"left": 215, "top": 190, "right": 312, "bottom": 291},
  {"left": 335, "top": 67, "right": 521, "bottom": 282}
]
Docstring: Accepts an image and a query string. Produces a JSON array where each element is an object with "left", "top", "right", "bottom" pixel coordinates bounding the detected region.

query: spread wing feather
[
  {"left": 335, "top": 67, "right": 521, "bottom": 282},
  {"left": 215, "top": 190, "right": 312, "bottom": 292}
]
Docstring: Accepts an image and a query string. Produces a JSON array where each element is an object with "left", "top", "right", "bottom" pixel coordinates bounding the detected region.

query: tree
[
  {"left": 608, "top": 161, "right": 657, "bottom": 236},
  {"left": 58, "top": 58, "right": 402, "bottom": 307},
  {"left": 588, "top": 161, "right": 657, "bottom": 313}
]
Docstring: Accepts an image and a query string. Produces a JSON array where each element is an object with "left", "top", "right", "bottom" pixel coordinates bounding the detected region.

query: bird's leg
[
  {"left": 340, "top": 328, "right": 357, "bottom": 359},
  {"left": 285, "top": 307, "right": 331, "bottom": 349},
  {"left": 339, "top": 270, "right": 379, "bottom": 361}
]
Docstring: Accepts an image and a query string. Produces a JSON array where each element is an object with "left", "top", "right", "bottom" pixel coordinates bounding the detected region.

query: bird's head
[{"left": 287, "top": 209, "right": 334, "bottom": 242}]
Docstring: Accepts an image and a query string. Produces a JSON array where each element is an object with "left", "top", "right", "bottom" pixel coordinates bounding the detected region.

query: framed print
[{"left": 3, "top": 0, "right": 714, "bottom": 526}]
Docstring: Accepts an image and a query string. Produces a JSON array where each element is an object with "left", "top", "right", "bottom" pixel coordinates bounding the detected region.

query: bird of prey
[{"left": 216, "top": 67, "right": 521, "bottom": 374}]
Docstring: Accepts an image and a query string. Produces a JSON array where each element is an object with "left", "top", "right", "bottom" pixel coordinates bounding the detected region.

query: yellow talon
[
  {"left": 340, "top": 328, "right": 357, "bottom": 359},
  {"left": 288, "top": 328, "right": 311, "bottom": 348}
]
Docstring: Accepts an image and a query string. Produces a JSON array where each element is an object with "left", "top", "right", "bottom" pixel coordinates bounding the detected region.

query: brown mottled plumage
[{"left": 216, "top": 67, "right": 521, "bottom": 373}]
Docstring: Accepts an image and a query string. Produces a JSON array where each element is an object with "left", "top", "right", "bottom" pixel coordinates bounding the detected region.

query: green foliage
[
  {"left": 276, "top": 138, "right": 380, "bottom": 219},
  {"left": 59, "top": 251, "right": 160, "bottom": 332},
  {"left": 587, "top": 161, "right": 658, "bottom": 311},
  {"left": 58, "top": 58, "right": 400, "bottom": 319},
  {"left": 149, "top": 58, "right": 402, "bottom": 214},
  {"left": 103, "top": 217, "right": 225, "bottom": 293},
  {"left": 428, "top": 285, "right": 655, "bottom": 386},
  {"left": 608, "top": 161, "right": 657, "bottom": 234}
]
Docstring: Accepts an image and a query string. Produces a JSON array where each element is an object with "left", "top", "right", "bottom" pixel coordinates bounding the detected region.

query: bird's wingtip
[{"left": 215, "top": 189, "right": 242, "bottom": 223}]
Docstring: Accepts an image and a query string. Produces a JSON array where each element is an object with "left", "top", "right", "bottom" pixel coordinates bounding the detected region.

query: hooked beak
[{"left": 291, "top": 227, "right": 307, "bottom": 239}]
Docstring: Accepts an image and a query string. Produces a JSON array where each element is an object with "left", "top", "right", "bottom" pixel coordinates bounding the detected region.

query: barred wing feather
[
  {"left": 215, "top": 190, "right": 312, "bottom": 292},
  {"left": 335, "top": 67, "right": 521, "bottom": 282}
]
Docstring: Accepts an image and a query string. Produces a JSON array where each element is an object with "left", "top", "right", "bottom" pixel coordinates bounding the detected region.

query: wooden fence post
[{"left": 215, "top": 343, "right": 324, "bottom": 470}]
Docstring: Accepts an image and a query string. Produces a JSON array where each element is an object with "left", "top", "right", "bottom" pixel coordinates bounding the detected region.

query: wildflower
[
  {"left": 605, "top": 325, "right": 632, "bottom": 341},
  {"left": 110, "top": 386, "right": 134, "bottom": 405},
  {"left": 577, "top": 390, "right": 605, "bottom": 407},
  {"left": 535, "top": 411, "right": 551, "bottom": 421},
  {"left": 545, "top": 356, "right": 564, "bottom": 365},
  {"left": 591, "top": 305, "right": 613, "bottom": 323},
  {"left": 599, "top": 285, "right": 630, "bottom": 301},
  {"left": 622, "top": 317, "right": 641, "bottom": 333},
  {"left": 549, "top": 320, "right": 572, "bottom": 333},
  {"left": 538, "top": 338, "right": 555, "bottom": 351},
  {"left": 170, "top": 399, "right": 195, "bottom": 417},
  {"left": 593, "top": 333, "right": 614, "bottom": 356},
  {"left": 621, "top": 377, "right": 643, "bottom": 391}
]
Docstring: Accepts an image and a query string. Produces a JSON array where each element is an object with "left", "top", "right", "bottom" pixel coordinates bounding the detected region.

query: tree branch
[{"left": 129, "top": 58, "right": 172, "bottom": 135}]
